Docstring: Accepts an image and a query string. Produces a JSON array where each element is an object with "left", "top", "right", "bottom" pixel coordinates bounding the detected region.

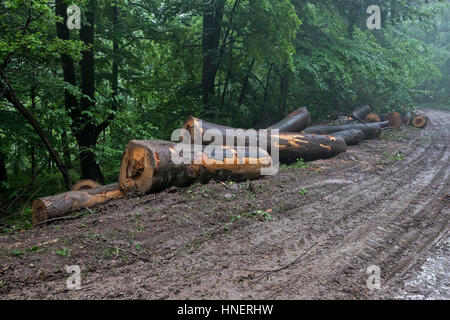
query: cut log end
[
  {"left": 387, "top": 112, "right": 403, "bottom": 128},
  {"left": 119, "top": 141, "right": 157, "bottom": 194},
  {"left": 32, "top": 199, "right": 48, "bottom": 225},
  {"left": 119, "top": 140, "right": 274, "bottom": 195},
  {"left": 364, "top": 113, "right": 381, "bottom": 123},
  {"left": 412, "top": 115, "right": 428, "bottom": 128}
]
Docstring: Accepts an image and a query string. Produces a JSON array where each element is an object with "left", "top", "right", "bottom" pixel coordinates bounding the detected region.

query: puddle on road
[{"left": 395, "top": 234, "right": 449, "bottom": 300}]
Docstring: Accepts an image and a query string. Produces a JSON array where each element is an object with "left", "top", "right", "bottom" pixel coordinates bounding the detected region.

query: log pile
[{"left": 31, "top": 105, "right": 428, "bottom": 225}]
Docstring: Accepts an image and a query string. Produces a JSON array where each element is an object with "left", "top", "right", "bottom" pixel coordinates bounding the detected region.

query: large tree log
[
  {"left": 331, "top": 129, "right": 365, "bottom": 146},
  {"left": 403, "top": 111, "right": 414, "bottom": 125},
  {"left": 272, "top": 133, "right": 347, "bottom": 162},
  {"left": 387, "top": 112, "right": 403, "bottom": 128},
  {"left": 303, "top": 122, "right": 384, "bottom": 139},
  {"left": 364, "top": 113, "right": 381, "bottom": 123},
  {"left": 412, "top": 115, "right": 428, "bottom": 128},
  {"left": 181, "top": 107, "right": 311, "bottom": 144},
  {"left": 352, "top": 105, "right": 371, "bottom": 121},
  {"left": 32, "top": 183, "right": 124, "bottom": 225},
  {"left": 179, "top": 119, "right": 347, "bottom": 161},
  {"left": 401, "top": 111, "right": 428, "bottom": 128},
  {"left": 267, "top": 107, "right": 312, "bottom": 132},
  {"left": 119, "top": 140, "right": 272, "bottom": 195}
]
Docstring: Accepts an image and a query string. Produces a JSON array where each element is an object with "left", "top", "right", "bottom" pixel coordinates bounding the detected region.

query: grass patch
[{"left": 281, "top": 158, "right": 309, "bottom": 171}]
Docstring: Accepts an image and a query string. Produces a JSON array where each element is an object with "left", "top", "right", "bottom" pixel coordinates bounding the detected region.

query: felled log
[
  {"left": 179, "top": 118, "right": 347, "bottom": 160},
  {"left": 181, "top": 116, "right": 232, "bottom": 144},
  {"left": 181, "top": 107, "right": 311, "bottom": 144},
  {"left": 412, "top": 115, "right": 428, "bottom": 128},
  {"left": 303, "top": 122, "right": 383, "bottom": 140},
  {"left": 331, "top": 129, "right": 365, "bottom": 146},
  {"left": 403, "top": 111, "right": 414, "bottom": 125},
  {"left": 352, "top": 105, "right": 371, "bottom": 121},
  {"left": 32, "top": 183, "right": 124, "bottom": 225},
  {"left": 387, "top": 112, "right": 403, "bottom": 128},
  {"left": 268, "top": 133, "right": 347, "bottom": 162},
  {"left": 364, "top": 113, "right": 381, "bottom": 123},
  {"left": 378, "top": 121, "right": 390, "bottom": 129},
  {"left": 70, "top": 179, "right": 101, "bottom": 191},
  {"left": 378, "top": 113, "right": 389, "bottom": 122},
  {"left": 267, "top": 107, "right": 312, "bottom": 132},
  {"left": 119, "top": 140, "right": 272, "bottom": 195}
]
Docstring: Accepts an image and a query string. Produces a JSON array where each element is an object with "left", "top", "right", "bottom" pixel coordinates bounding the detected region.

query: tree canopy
[{"left": 0, "top": 0, "right": 449, "bottom": 210}]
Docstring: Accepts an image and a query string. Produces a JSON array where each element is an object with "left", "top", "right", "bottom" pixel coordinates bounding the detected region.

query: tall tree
[{"left": 201, "top": 0, "right": 225, "bottom": 107}]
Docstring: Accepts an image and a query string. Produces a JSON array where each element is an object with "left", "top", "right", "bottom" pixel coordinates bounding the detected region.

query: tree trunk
[
  {"left": 303, "top": 122, "right": 385, "bottom": 139},
  {"left": 0, "top": 152, "right": 7, "bottom": 186},
  {"left": 237, "top": 58, "right": 256, "bottom": 108},
  {"left": 364, "top": 113, "right": 381, "bottom": 123},
  {"left": 331, "top": 129, "right": 365, "bottom": 146},
  {"left": 267, "top": 107, "right": 312, "bottom": 132},
  {"left": 352, "top": 105, "right": 371, "bottom": 121},
  {"left": 119, "top": 140, "right": 272, "bottom": 195},
  {"left": 387, "top": 112, "right": 403, "bottom": 128},
  {"left": 55, "top": 0, "right": 81, "bottom": 127},
  {"left": 179, "top": 117, "right": 347, "bottom": 162},
  {"left": 78, "top": 0, "right": 104, "bottom": 183},
  {"left": 0, "top": 77, "right": 72, "bottom": 190},
  {"left": 201, "top": 0, "right": 225, "bottom": 106},
  {"left": 412, "top": 115, "right": 428, "bottom": 128},
  {"left": 279, "top": 68, "right": 289, "bottom": 114},
  {"left": 61, "top": 130, "right": 72, "bottom": 169},
  {"left": 32, "top": 183, "right": 124, "bottom": 225},
  {"left": 403, "top": 111, "right": 414, "bottom": 125}
]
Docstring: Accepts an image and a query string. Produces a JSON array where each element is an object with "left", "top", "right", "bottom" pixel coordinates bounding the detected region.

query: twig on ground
[{"left": 242, "top": 241, "right": 319, "bottom": 281}]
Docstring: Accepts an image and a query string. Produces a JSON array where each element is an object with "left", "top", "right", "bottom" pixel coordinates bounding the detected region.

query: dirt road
[{"left": 0, "top": 108, "right": 448, "bottom": 299}]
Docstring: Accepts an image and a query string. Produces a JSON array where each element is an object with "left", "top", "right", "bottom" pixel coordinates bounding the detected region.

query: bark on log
[
  {"left": 379, "top": 113, "right": 389, "bottom": 122},
  {"left": 118, "top": 140, "right": 272, "bottom": 195},
  {"left": 352, "top": 105, "right": 371, "bottom": 121},
  {"left": 70, "top": 179, "right": 101, "bottom": 191},
  {"left": 181, "top": 116, "right": 232, "bottom": 143},
  {"left": 412, "top": 115, "right": 428, "bottom": 128},
  {"left": 32, "top": 183, "right": 124, "bottom": 225},
  {"left": 331, "top": 129, "right": 365, "bottom": 146},
  {"left": 268, "top": 133, "right": 347, "bottom": 162},
  {"left": 365, "top": 113, "right": 381, "bottom": 123},
  {"left": 387, "top": 112, "right": 403, "bottom": 128},
  {"left": 179, "top": 119, "right": 347, "bottom": 162},
  {"left": 403, "top": 111, "right": 414, "bottom": 126},
  {"left": 303, "top": 123, "right": 383, "bottom": 139},
  {"left": 181, "top": 107, "right": 311, "bottom": 144},
  {"left": 267, "top": 107, "right": 312, "bottom": 132}
]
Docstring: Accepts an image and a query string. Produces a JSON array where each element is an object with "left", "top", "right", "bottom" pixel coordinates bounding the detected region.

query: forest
[{"left": 0, "top": 0, "right": 449, "bottom": 230}]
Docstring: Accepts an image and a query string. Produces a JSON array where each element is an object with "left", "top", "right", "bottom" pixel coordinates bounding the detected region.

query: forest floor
[{"left": 0, "top": 108, "right": 448, "bottom": 300}]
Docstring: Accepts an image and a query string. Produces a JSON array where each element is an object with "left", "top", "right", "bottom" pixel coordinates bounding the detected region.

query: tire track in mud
[
  {"left": 144, "top": 108, "right": 449, "bottom": 299},
  {"left": 169, "top": 107, "right": 448, "bottom": 299},
  {"left": 240, "top": 108, "right": 449, "bottom": 299}
]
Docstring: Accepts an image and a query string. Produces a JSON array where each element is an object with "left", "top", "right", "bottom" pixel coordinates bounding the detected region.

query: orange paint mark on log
[
  {"left": 320, "top": 144, "right": 331, "bottom": 151},
  {"left": 154, "top": 152, "right": 160, "bottom": 169},
  {"left": 325, "top": 135, "right": 337, "bottom": 141},
  {"left": 292, "top": 138, "right": 309, "bottom": 144}
]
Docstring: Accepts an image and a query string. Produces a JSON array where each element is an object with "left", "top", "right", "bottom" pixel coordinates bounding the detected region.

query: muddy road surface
[{"left": 0, "top": 108, "right": 448, "bottom": 299}]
